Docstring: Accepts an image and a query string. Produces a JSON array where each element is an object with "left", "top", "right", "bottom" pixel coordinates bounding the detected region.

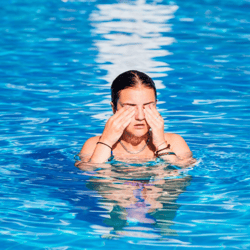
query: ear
[{"left": 110, "top": 102, "right": 116, "bottom": 114}]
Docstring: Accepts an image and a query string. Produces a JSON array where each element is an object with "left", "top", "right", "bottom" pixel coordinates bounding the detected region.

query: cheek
[{"left": 125, "top": 121, "right": 136, "bottom": 131}]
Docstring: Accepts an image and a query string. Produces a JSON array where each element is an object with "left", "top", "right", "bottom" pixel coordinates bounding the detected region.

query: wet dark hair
[{"left": 111, "top": 70, "right": 157, "bottom": 110}]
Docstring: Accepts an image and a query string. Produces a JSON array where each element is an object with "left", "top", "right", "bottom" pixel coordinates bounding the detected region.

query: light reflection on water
[{"left": 89, "top": 0, "right": 177, "bottom": 87}]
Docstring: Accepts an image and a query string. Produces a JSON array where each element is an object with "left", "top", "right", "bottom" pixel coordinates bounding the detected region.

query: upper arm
[
  {"left": 164, "top": 133, "right": 192, "bottom": 159},
  {"left": 79, "top": 136, "right": 101, "bottom": 162}
]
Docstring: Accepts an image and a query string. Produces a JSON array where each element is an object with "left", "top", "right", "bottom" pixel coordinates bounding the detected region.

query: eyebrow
[{"left": 121, "top": 101, "right": 155, "bottom": 106}]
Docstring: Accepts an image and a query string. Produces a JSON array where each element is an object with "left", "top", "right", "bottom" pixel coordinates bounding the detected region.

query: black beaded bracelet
[
  {"left": 97, "top": 142, "right": 112, "bottom": 150},
  {"left": 156, "top": 144, "right": 170, "bottom": 154},
  {"left": 157, "top": 152, "right": 176, "bottom": 157}
]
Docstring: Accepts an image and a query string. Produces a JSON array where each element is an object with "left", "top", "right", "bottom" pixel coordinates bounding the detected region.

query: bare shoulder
[
  {"left": 164, "top": 133, "right": 192, "bottom": 157},
  {"left": 79, "top": 135, "right": 101, "bottom": 158},
  {"left": 164, "top": 132, "right": 188, "bottom": 144}
]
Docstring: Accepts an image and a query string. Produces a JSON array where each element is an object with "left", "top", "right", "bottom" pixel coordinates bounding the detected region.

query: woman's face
[{"left": 115, "top": 86, "right": 156, "bottom": 138}]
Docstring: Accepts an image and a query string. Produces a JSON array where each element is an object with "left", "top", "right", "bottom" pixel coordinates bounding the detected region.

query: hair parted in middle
[{"left": 111, "top": 70, "right": 157, "bottom": 110}]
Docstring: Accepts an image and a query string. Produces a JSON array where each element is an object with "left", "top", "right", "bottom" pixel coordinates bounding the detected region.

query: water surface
[{"left": 1, "top": 0, "right": 250, "bottom": 249}]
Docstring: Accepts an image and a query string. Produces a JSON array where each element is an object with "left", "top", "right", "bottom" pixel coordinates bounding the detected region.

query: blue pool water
[{"left": 1, "top": 0, "right": 250, "bottom": 249}]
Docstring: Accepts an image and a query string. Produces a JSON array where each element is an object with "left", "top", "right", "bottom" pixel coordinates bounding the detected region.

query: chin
[{"left": 125, "top": 128, "right": 149, "bottom": 138}]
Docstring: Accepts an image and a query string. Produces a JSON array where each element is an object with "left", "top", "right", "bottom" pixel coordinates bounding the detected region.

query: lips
[{"left": 134, "top": 124, "right": 145, "bottom": 128}]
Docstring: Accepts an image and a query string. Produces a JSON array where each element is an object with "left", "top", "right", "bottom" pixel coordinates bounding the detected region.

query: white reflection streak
[{"left": 89, "top": 0, "right": 178, "bottom": 88}]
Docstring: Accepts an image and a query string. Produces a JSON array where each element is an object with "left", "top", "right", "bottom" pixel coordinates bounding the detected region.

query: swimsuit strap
[{"left": 108, "top": 149, "right": 114, "bottom": 162}]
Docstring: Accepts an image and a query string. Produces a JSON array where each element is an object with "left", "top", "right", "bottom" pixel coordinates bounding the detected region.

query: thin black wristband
[{"left": 97, "top": 141, "right": 112, "bottom": 150}]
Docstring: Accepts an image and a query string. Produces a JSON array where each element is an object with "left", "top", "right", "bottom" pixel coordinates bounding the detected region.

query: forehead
[{"left": 119, "top": 87, "right": 156, "bottom": 104}]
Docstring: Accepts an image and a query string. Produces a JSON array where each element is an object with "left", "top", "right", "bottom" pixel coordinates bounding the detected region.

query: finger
[
  {"left": 144, "top": 107, "right": 162, "bottom": 128},
  {"left": 145, "top": 106, "right": 162, "bottom": 122},
  {"left": 117, "top": 106, "right": 135, "bottom": 120},
  {"left": 144, "top": 110, "right": 165, "bottom": 145},
  {"left": 120, "top": 108, "right": 136, "bottom": 122},
  {"left": 113, "top": 105, "right": 129, "bottom": 117},
  {"left": 147, "top": 103, "right": 163, "bottom": 121},
  {"left": 148, "top": 102, "right": 156, "bottom": 109},
  {"left": 144, "top": 108, "right": 155, "bottom": 128},
  {"left": 122, "top": 115, "right": 134, "bottom": 129},
  {"left": 114, "top": 108, "right": 135, "bottom": 129},
  {"left": 113, "top": 106, "right": 135, "bottom": 121},
  {"left": 145, "top": 104, "right": 161, "bottom": 119}
]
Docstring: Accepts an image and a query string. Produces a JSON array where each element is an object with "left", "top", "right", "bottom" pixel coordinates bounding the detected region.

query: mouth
[{"left": 134, "top": 124, "right": 145, "bottom": 129}]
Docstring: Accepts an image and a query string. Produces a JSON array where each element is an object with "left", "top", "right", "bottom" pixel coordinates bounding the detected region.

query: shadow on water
[{"left": 76, "top": 158, "right": 193, "bottom": 239}]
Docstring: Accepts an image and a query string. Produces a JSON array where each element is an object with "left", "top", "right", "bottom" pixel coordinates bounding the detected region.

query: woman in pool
[{"left": 80, "top": 70, "right": 193, "bottom": 165}]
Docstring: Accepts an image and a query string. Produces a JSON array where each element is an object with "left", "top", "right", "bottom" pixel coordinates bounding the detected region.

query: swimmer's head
[{"left": 111, "top": 70, "right": 157, "bottom": 111}]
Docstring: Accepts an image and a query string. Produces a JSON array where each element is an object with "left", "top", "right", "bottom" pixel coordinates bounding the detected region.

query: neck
[{"left": 121, "top": 131, "right": 149, "bottom": 146}]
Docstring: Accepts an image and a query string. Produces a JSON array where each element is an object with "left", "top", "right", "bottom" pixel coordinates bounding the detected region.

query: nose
[{"left": 135, "top": 106, "right": 145, "bottom": 121}]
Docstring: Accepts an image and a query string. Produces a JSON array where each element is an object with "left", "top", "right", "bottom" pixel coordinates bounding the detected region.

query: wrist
[
  {"left": 96, "top": 141, "right": 112, "bottom": 150},
  {"left": 99, "top": 137, "right": 114, "bottom": 147},
  {"left": 156, "top": 141, "right": 168, "bottom": 151},
  {"left": 155, "top": 142, "right": 173, "bottom": 157},
  {"left": 157, "top": 151, "right": 176, "bottom": 158}
]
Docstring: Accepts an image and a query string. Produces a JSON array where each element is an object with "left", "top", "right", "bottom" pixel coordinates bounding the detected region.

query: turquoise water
[{"left": 1, "top": 0, "right": 250, "bottom": 249}]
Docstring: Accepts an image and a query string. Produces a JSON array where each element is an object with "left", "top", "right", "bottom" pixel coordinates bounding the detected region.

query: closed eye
[
  {"left": 143, "top": 102, "right": 155, "bottom": 108},
  {"left": 120, "top": 102, "right": 155, "bottom": 108},
  {"left": 122, "top": 103, "right": 136, "bottom": 107}
]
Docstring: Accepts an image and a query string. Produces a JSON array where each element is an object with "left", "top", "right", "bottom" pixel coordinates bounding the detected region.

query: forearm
[
  {"left": 155, "top": 141, "right": 195, "bottom": 167},
  {"left": 160, "top": 154, "right": 196, "bottom": 167},
  {"left": 89, "top": 141, "right": 112, "bottom": 163},
  {"left": 155, "top": 141, "right": 176, "bottom": 158}
]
